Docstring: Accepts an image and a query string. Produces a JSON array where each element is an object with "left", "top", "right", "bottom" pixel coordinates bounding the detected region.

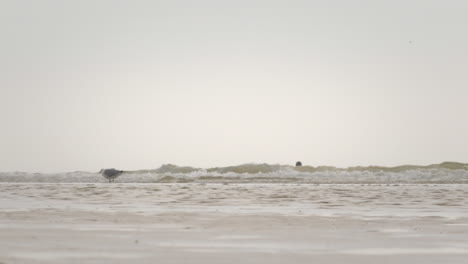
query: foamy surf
[{"left": 1, "top": 162, "right": 468, "bottom": 184}]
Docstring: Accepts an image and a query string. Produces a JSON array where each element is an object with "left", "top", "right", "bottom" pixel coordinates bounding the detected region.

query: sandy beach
[{"left": 1, "top": 183, "right": 468, "bottom": 263}]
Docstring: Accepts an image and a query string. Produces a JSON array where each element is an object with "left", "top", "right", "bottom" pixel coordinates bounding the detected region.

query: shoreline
[
  {"left": 1, "top": 210, "right": 468, "bottom": 263},
  {"left": 1, "top": 183, "right": 468, "bottom": 263}
]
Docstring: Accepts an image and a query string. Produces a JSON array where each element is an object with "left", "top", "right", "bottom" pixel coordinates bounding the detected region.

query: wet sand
[{"left": 1, "top": 183, "right": 468, "bottom": 263}]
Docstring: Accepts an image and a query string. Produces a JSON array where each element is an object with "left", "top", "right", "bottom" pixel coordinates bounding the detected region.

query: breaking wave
[{"left": 1, "top": 162, "right": 468, "bottom": 184}]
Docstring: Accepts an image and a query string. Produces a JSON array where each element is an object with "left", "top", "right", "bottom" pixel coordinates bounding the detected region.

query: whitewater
[{"left": 1, "top": 162, "right": 468, "bottom": 184}]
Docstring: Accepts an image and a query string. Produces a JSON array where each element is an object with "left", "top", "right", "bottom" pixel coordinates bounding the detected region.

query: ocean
[
  {"left": 1, "top": 162, "right": 468, "bottom": 263},
  {"left": 2, "top": 162, "right": 468, "bottom": 184}
]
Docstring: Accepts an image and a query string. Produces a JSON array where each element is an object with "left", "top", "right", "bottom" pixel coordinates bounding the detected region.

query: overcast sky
[{"left": 1, "top": 0, "right": 467, "bottom": 172}]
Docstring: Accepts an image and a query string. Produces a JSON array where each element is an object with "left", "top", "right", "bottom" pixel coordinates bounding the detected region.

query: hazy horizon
[{"left": 1, "top": 0, "right": 468, "bottom": 173}]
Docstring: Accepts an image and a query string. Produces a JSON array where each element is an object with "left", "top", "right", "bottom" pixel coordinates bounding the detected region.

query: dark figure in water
[
  {"left": 296, "top": 161, "right": 302, "bottom": 167},
  {"left": 100, "top": 168, "right": 123, "bottom": 183}
]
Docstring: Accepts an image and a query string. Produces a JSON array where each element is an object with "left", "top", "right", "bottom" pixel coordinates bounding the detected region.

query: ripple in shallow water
[{"left": 1, "top": 183, "right": 468, "bottom": 219}]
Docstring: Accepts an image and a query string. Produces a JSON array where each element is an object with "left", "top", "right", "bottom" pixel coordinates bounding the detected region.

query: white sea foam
[{"left": 1, "top": 162, "right": 468, "bottom": 183}]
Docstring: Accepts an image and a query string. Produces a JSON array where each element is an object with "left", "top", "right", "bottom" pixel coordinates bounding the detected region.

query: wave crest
[{"left": 1, "top": 162, "right": 468, "bottom": 183}]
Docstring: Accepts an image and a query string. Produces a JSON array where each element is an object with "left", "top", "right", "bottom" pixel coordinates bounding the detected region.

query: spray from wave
[{"left": 1, "top": 162, "right": 468, "bottom": 184}]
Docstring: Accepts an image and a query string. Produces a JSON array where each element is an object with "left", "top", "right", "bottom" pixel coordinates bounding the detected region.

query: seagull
[{"left": 100, "top": 168, "right": 124, "bottom": 183}]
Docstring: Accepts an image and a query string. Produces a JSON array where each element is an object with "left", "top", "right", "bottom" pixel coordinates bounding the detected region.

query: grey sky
[{"left": 1, "top": 0, "right": 467, "bottom": 172}]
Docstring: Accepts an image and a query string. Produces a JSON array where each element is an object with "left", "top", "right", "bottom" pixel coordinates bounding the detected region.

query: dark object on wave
[
  {"left": 295, "top": 161, "right": 302, "bottom": 167},
  {"left": 100, "top": 168, "right": 123, "bottom": 183}
]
